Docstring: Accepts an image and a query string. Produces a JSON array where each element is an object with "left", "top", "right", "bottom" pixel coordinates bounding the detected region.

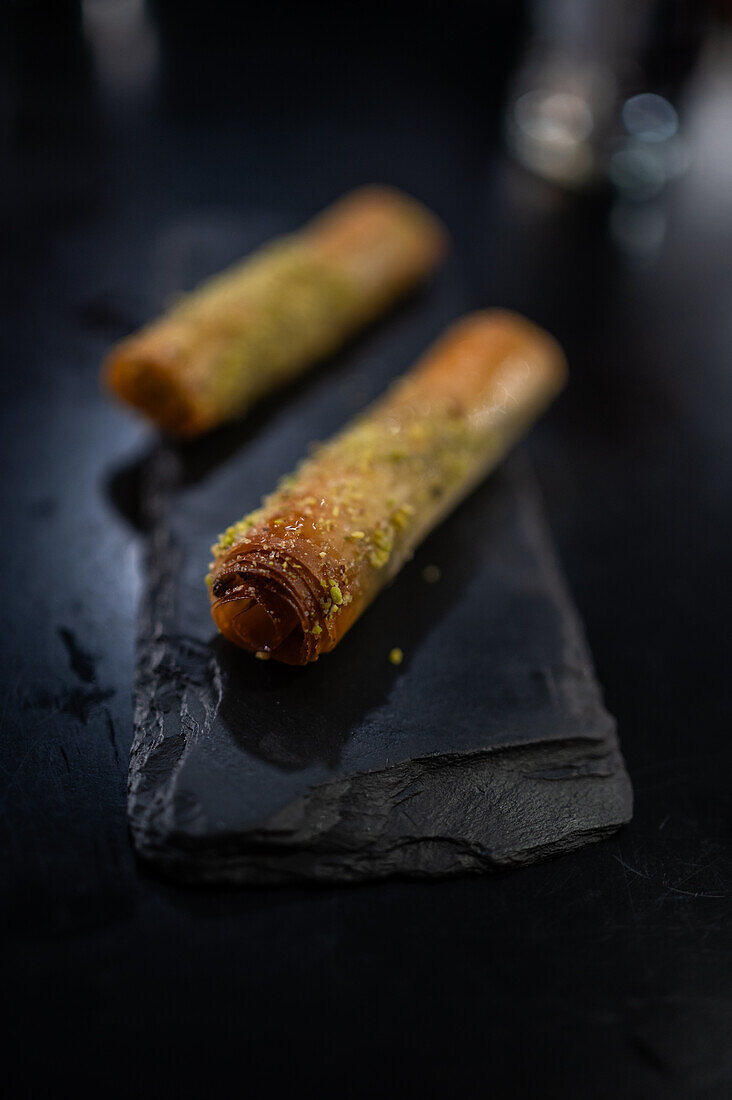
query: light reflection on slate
[{"left": 124, "top": 214, "right": 632, "bottom": 883}]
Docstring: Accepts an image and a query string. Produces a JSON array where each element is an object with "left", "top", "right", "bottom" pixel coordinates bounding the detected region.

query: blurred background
[{"left": 3, "top": 1, "right": 732, "bottom": 1096}]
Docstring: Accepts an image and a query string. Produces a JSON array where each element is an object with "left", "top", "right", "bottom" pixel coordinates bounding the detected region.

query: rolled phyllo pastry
[
  {"left": 208, "top": 310, "right": 567, "bottom": 664},
  {"left": 104, "top": 186, "right": 446, "bottom": 436}
]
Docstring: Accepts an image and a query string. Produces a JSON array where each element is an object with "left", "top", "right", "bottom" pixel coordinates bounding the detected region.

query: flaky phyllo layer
[
  {"left": 104, "top": 186, "right": 446, "bottom": 436},
  {"left": 208, "top": 311, "right": 567, "bottom": 664}
]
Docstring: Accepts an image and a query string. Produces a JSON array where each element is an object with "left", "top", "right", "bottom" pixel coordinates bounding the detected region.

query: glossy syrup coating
[{"left": 209, "top": 310, "right": 567, "bottom": 663}]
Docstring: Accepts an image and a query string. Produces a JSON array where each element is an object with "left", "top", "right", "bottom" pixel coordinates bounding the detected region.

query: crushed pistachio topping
[
  {"left": 422, "top": 564, "right": 441, "bottom": 584},
  {"left": 212, "top": 510, "right": 263, "bottom": 556},
  {"left": 165, "top": 237, "right": 365, "bottom": 424},
  {"left": 391, "top": 506, "right": 412, "bottom": 530},
  {"left": 208, "top": 360, "right": 509, "bottom": 604},
  {"left": 277, "top": 473, "right": 298, "bottom": 492},
  {"left": 389, "top": 647, "right": 404, "bottom": 666},
  {"left": 255, "top": 650, "right": 270, "bottom": 661}
]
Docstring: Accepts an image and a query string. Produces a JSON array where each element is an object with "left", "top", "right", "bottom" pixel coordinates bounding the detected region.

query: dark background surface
[{"left": 2, "top": 1, "right": 731, "bottom": 1095}]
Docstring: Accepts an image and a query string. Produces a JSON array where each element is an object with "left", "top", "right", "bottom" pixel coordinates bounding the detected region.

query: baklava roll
[
  {"left": 104, "top": 186, "right": 446, "bottom": 436},
  {"left": 208, "top": 310, "right": 567, "bottom": 664}
]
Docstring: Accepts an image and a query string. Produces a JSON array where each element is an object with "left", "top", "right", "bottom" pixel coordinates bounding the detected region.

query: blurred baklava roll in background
[{"left": 104, "top": 186, "right": 447, "bottom": 436}]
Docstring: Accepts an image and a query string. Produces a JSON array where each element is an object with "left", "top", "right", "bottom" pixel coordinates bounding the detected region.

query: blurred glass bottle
[{"left": 505, "top": 0, "right": 705, "bottom": 196}]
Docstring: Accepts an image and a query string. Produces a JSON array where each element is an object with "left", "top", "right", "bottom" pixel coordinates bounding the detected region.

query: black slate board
[{"left": 124, "top": 215, "right": 632, "bottom": 884}]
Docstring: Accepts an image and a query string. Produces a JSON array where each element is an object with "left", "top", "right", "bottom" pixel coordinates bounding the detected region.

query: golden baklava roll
[
  {"left": 104, "top": 186, "right": 446, "bottom": 436},
  {"left": 208, "top": 310, "right": 567, "bottom": 664}
]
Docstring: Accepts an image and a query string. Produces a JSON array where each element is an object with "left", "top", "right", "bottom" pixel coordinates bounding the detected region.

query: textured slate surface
[
  {"left": 124, "top": 222, "right": 631, "bottom": 882},
  {"left": 9, "top": 7, "right": 732, "bottom": 1095}
]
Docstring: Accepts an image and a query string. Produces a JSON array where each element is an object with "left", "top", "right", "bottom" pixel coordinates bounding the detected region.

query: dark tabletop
[{"left": 3, "top": 2, "right": 731, "bottom": 1096}]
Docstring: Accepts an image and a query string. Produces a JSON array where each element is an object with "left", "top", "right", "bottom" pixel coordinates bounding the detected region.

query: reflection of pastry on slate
[
  {"left": 209, "top": 310, "right": 567, "bottom": 664},
  {"left": 104, "top": 186, "right": 446, "bottom": 436}
]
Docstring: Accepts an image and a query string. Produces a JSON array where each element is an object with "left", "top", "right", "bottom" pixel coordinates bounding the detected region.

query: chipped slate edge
[
  {"left": 131, "top": 736, "right": 632, "bottom": 886},
  {"left": 127, "top": 448, "right": 632, "bottom": 886}
]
